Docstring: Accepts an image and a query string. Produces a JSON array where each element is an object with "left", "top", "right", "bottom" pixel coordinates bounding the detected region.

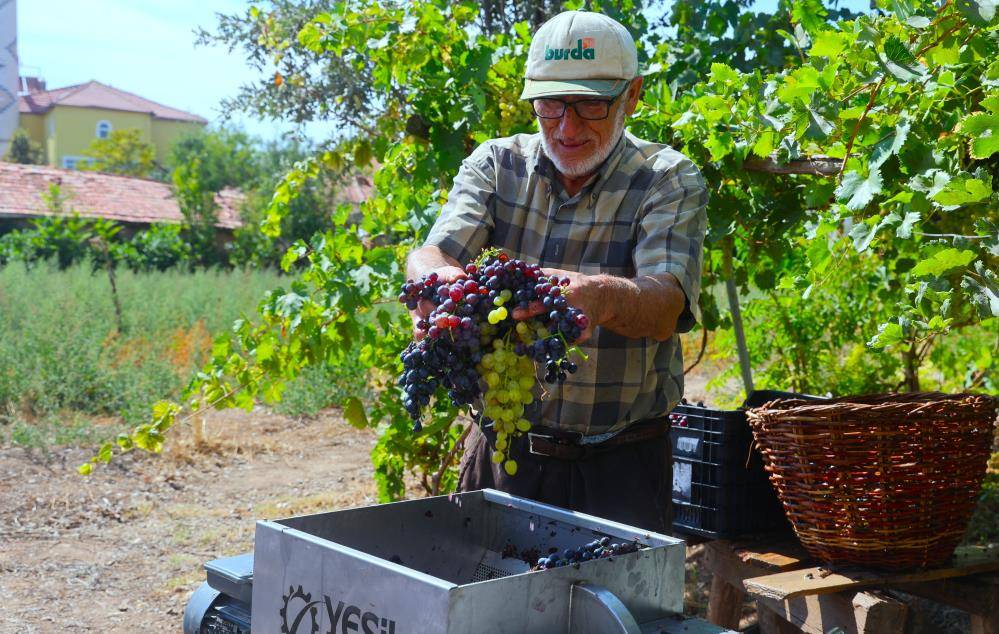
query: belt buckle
[{"left": 527, "top": 432, "right": 554, "bottom": 456}]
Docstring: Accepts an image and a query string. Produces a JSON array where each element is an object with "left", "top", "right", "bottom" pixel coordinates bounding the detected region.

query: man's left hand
[{"left": 511, "top": 268, "right": 604, "bottom": 343}]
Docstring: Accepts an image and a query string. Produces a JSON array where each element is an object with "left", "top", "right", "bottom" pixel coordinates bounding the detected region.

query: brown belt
[{"left": 526, "top": 417, "right": 671, "bottom": 460}]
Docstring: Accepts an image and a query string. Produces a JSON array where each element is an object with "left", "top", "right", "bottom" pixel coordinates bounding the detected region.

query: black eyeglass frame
[{"left": 529, "top": 88, "right": 627, "bottom": 121}]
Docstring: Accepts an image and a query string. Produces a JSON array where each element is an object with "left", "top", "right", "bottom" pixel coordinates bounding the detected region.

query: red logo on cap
[{"left": 582, "top": 37, "right": 595, "bottom": 49}]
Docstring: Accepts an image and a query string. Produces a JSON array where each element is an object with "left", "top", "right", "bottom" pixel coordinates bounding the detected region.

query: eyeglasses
[{"left": 530, "top": 89, "right": 625, "bottom": 120}]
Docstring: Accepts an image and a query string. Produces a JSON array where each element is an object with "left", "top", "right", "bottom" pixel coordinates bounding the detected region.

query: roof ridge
[
  {"left": 47, "top": 80, "right": 96, "bottom": 104},
  {"left": 88, "top": 80, "right": 205, "bottom": 121}
]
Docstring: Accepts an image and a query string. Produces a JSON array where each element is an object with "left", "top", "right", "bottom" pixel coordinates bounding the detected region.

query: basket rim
[{"left": 747, "top": 391, "right": 998, "bottom": 417}]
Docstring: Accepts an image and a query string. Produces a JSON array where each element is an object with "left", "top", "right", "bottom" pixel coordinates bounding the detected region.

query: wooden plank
[
  {"left": 756, "top": 601, "right": 802, "bottom": 634},
  {"left": 702, "top": 540, "right": 903, "bottom": 633},
  {"left": 744, "top": 546, "right": 999, "bottom": 600},
  {"left": 757, "top": 591, "right": 907, "bottom": 634},
  {"left": 895, "top": 574, "right": 999, "bottom": 616},
  {"left": 731, "top": 540, "right": 810, "bottom": 572},
  {"left": 703, "top": 539, "right": 804, "bottom": 588},
  {"left": 707, "top": 574, "right": 744, "bottom": 630}
]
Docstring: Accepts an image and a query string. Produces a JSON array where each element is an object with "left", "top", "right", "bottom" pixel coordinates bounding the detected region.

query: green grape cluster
[{"left": 478, "top": 338, "right": 535, "bottom": 475}]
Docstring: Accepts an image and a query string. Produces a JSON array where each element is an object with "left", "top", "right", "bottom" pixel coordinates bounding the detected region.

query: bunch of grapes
[
  {"left": 398, "top": 251, "right": 589, "bottom": 475},
  {"left": 533, "top": 537, "right": 644, "bottom": 571}
]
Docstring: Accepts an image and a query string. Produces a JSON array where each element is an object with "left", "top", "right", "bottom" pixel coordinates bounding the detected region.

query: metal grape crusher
[{"left": 184, "top": 489, "right": 731, "bottom": 633}]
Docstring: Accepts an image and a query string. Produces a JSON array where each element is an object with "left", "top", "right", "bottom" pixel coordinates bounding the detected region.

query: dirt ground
[{"left": 0, "top": 409, "right": 384, "bottom": 633}]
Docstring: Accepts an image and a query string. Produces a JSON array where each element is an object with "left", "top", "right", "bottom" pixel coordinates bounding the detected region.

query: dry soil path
[{"left": 0, "top": 409, "right": 380, "bottom": 633}]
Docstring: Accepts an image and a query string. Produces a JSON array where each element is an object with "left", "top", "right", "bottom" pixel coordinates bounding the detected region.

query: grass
[{"left": 0, "top": 262, "right": 368, "bottom": 447}]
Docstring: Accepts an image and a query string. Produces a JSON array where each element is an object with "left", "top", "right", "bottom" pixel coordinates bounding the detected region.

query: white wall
[{"left": 0, "top": 0, "right": 17, "bottom": 157}]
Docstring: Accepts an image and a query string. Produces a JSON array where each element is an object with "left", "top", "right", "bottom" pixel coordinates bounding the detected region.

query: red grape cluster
[{"left": 398, "top": 252, "right": 588, "bottom": 473}]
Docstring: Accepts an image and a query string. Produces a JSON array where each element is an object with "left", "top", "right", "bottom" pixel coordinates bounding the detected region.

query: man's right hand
[{"left": 409, "top": 264, "right": 467, "bottom": 339}]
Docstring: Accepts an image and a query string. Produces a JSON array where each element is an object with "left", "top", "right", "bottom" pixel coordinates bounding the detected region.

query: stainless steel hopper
[{"left": 246, "top": 489, "right": 721, "bottom": 633}]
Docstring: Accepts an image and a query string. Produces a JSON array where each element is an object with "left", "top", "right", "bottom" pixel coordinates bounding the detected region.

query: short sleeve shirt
[{"left": 424, "top": 130, "right": 708, "bottom": 436}]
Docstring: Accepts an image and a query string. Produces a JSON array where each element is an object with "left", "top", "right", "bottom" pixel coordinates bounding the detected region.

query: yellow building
[{"left": 17, "top": 79, "right": 206, "bottom": 169}]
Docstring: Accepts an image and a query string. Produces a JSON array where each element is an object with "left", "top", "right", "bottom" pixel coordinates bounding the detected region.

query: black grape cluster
[
  {"left": 534, "top": 537, "right": 644, "bottom": 571},
  {"left": 397, "top": 252, "right": 589, "bottom": 475}
]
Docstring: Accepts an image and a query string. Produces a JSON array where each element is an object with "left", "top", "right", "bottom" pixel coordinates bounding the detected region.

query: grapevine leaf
[
  {"left": 877, "top": 36, "right": 927, "bottom": 82},
  {"left": 906, "top": 15, "right": 932, "bottom": 28},
  {"left": 752, "top": 130, "right": 776, "bottom": 157},
  {"left": 890, "top": 0, "right": 916, "bottom": 20},
  {"left": 955, "top": 0, "right": 997, "bottom": 25},
  {"left": 930, "top": 174, "right": 992, "bottom": 208},
  {"left": 835, "top": 168, "right": 883, "bottom": 210},
  {"left": 870, "top": 118, "right": 911, "bottom": 168},
  {"left": 849, "top": 221, "right": 877, "bottom": 252},
  {"left": 957, "top": 112, "right": 999, "bottom": 159},
  {"left": 910, "top": 248, "right": 978, "bottom": 277},
  {"left": 343, "top": 397, "right": 369, "bottom": 430},
  {"left": 896, "top": 212, "right": 920, "bottom": 238},
  {"left": 806, "top": 108, "right": 834, "bottom": 139},
  {"left": 777, "top": 66, "right": 821, "bottom": 104},
  {"left": 806, "top": 238, "right": 832, "bottom": 273},
  {"left": 777, "top": 134, "right": 801, "bottom": 162},
  {"left": 868, "top": 321, "right": 905, "bottom": 349},
  {"left": 982, "top": 95, "right": 999, "bottom": 113},
  {"left": 928, "top": 39, "right": 960, "bottom": 66},
  {"left": 975, "top": 219, "right": 999, "bottom": 256},
  {"left": 961, "top": 262, "right": 999, "bottom": 317},
  {"left": 791, "top": 0, "right": 827, "bottom": 34},
  {"left": 399, "top": 15, "right": 418, "bottom": 34},
  {"left": 809, "top": 31, "right": 848, "bottom": 57},
  {"left": 909, "top": 168, "right": 952, "bottom": 198},
  {"left": 710, "top": 63, "right": 740, "bottom": 85}
]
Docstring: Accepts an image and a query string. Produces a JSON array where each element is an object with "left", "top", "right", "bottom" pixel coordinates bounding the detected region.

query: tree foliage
[
  {"left": 81, "top": 129, "right": 158, "bottom": 178},
  {"left": 3, "top": 128, "right": 46, "bottom": 165},
  {"left": 84, "top": 0, "right": 998, "bottom": 499}
]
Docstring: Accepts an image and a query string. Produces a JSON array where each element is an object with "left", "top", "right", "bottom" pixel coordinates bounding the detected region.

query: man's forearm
[{"left": 578, "top": 273, "right": 686, "bottom": 342}]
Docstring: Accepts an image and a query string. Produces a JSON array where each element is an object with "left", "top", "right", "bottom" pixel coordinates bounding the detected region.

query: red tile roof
[
  {"left": 0, "top": 162, "right": 242, "bottom": 229},
  {"left": 19, "top": 80, "right": 208, "bottom": 124}
]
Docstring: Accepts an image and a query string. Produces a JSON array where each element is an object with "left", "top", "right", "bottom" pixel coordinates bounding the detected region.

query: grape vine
[{"left": 81, "top": 0, "right": 997, "bottom": 499}]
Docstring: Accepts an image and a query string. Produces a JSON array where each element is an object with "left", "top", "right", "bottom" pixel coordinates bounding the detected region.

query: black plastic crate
[{"left": 669, "top": 391, "right": 821, "bottom": 539}]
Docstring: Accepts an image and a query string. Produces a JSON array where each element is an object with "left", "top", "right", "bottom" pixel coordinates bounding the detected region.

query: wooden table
[{"left": 701, "top": 537, "right": 999, "bottom": 634}]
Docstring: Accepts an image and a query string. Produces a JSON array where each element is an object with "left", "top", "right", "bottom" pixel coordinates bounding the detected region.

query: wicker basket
[{"left": 746, "top": 392, "right": 997, "bottom": 570}]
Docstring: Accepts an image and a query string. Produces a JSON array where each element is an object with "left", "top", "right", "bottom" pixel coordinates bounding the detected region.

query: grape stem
[{"left": 566, "top": 344, "right": 589, "bottom": 362}]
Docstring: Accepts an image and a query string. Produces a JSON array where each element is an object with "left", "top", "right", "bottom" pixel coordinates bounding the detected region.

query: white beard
[{"left": 540, "top": 107, "right": 626, "bottom": 178}]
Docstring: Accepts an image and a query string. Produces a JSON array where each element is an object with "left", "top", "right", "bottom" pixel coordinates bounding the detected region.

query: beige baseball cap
[{"left": 520, "top": 11, "right": 638, "bottom": 100}]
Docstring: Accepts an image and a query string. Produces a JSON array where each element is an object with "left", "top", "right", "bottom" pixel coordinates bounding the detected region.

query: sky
[
  {"left": 17, "top": 0, "right": 325, "bottom": 142},
  {"left": 18, "top": 0, "right": 873, "bottom": 145}
]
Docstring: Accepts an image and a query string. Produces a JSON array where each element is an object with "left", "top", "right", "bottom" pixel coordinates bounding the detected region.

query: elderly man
[{"left": 406, "top": 10, "right": 708, "bottom": 533}]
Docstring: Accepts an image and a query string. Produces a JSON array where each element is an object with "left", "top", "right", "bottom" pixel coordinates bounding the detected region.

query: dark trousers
[{"left": 457, "top": 424, "right": 673, "bottom": 534}]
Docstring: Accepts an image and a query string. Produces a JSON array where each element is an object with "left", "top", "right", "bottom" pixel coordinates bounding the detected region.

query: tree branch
[
  {"left": 684, "top": 327, "right": 709, "bottom": 376},
  {"left": 430, "top": 423, "right": 472, "bottom": 496},
  {"left": 743, "top": 155, "right": 843, "bottom": 177},
  {"left": 840, "top": 76, "right": 886, "bottom": 179}
]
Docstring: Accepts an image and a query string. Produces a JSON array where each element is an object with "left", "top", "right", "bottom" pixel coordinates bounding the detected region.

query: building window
[
  {"left": 62, "top": 156, "right": 93, "bottom": 170},
  {"left": 96, "top": 120, "right": 113, "bottom": 139}
]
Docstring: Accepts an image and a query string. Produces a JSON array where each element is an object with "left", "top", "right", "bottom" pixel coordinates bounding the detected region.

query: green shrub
[{"left": 0, "top": 265, "right": 282, "bottom": 442}]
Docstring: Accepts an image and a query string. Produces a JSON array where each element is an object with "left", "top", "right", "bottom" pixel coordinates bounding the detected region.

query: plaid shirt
[{"left": 424, "top": 130, "right": 708, "bottom": 436}]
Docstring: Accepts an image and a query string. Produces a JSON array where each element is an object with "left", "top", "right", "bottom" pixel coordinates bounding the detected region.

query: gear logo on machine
[
  {"left": 280, "top": 585, "right": 398, "bottom": 634},
  {"left": 280, "top": 585, "right": 320, "bottom": 634}
]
